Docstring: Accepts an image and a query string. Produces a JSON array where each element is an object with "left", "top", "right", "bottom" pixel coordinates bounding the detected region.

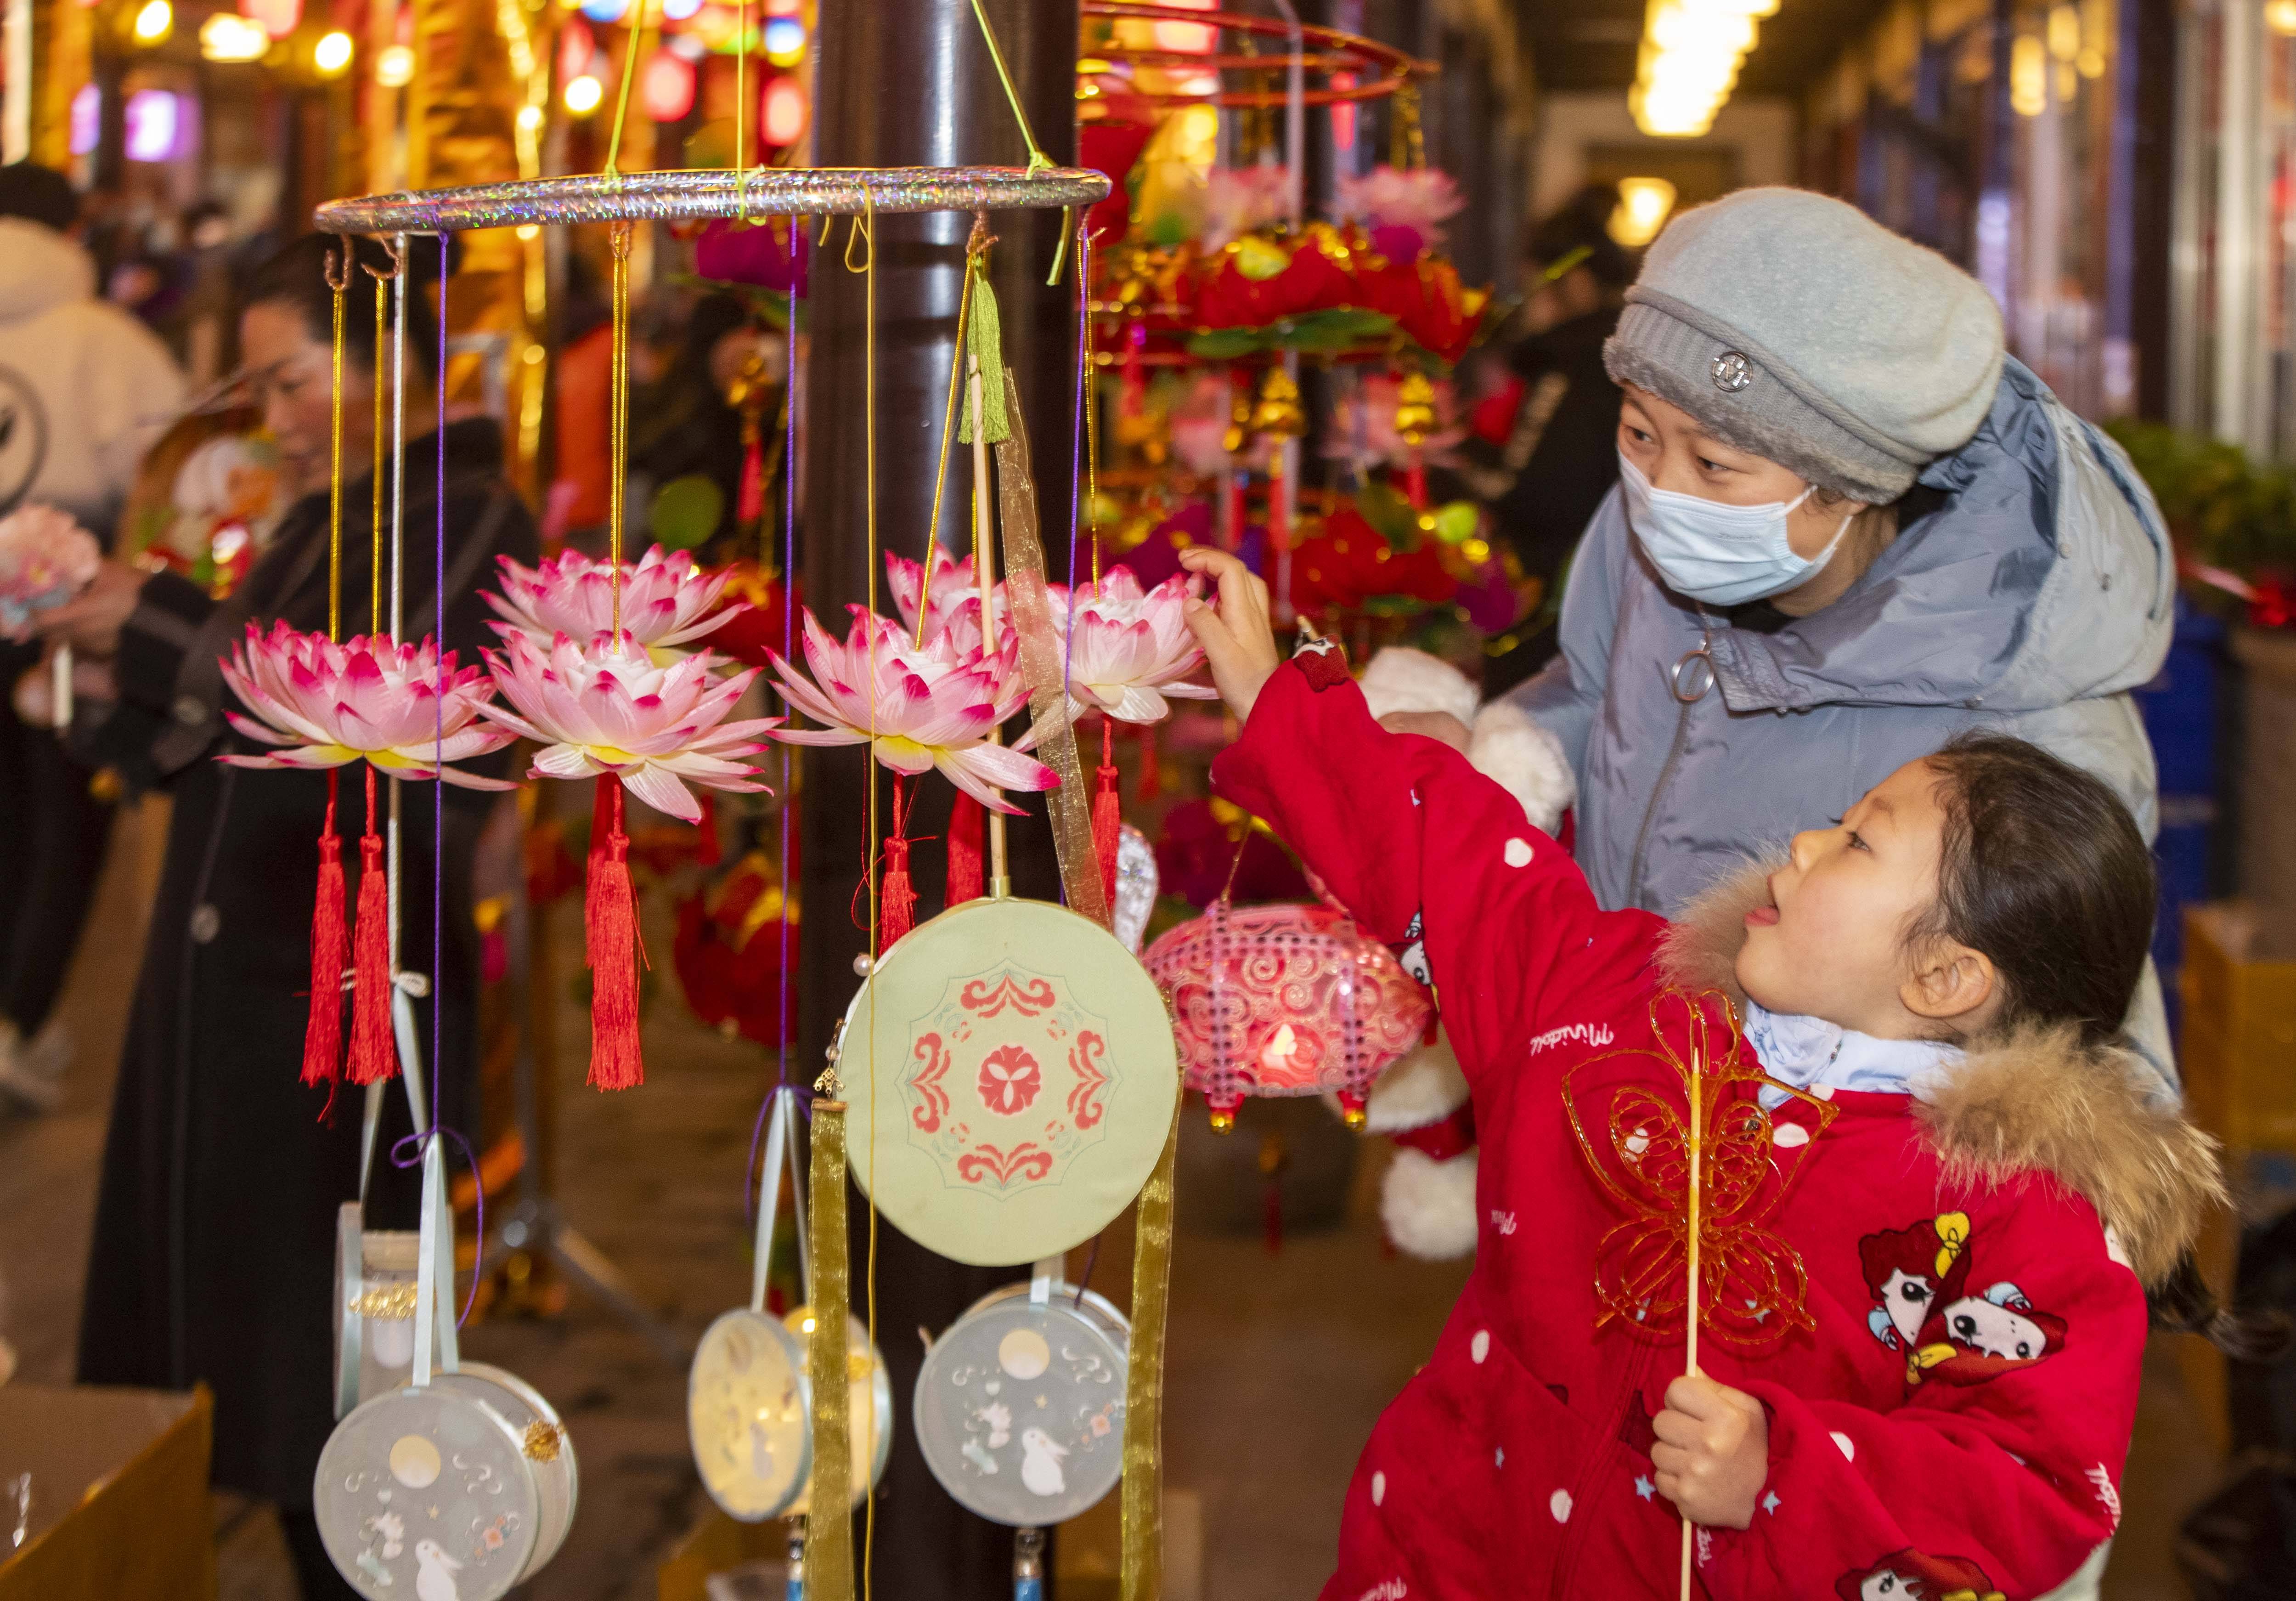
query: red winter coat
[{"left": 1211, "top": 652, "right": 2221, "bottom": 1601}]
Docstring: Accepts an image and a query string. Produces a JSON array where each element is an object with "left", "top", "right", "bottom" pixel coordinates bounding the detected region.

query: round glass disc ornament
[
  {"left": 435, "top": 1362, "right": 578, "bottom": 1576},
  {"left": 782, "top": 1307, "right": 893, "bottom": 1515},
  {"left": 314, "top": 1384, "right": 541, "bottom": 1598},
  {"left": 913, "top": 1280, "right": 1129, "bottom": 1527},
  {"left": 688, "top": 1307, "right": 812, "bottom": 1522},
  {"left": 837, "top": 897, "right": 1179, "bottom": 1267}
]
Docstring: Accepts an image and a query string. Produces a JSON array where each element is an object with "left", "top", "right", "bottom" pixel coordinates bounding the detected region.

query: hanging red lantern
[{"left": 1144, "top": 900, "right": 1432, "bottom": 1131}]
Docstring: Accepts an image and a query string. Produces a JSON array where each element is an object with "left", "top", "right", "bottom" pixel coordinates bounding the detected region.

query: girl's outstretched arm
[{"left": 1187, "top": 549, "right": 1662, "bottom": 1086}]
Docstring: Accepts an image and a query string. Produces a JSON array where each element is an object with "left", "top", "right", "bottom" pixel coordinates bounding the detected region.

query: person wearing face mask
[
  {"left": 1366, "top": 187, "right": 2172, "bottom": 1107},
  {"left": 1490, "top": 185, "right": 2176, "bottom": 1081}
]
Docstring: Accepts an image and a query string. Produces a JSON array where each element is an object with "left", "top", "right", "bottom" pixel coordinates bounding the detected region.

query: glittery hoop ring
[{"left": 312, "top": 166, "right": 1111, "bottom": 235}]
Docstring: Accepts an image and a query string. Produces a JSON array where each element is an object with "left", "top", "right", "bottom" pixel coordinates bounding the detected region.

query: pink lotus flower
[
  {"left": 218, "top": 621, "right": 519, "bottom": 788},
  {"left": 884, "top": 548, "right": 1067, "bottom": 703},
  {"left": 1055, "top": 566, "right": 1217, "bottom": 724},
  {"left": 0, "top": 503, "right": 100, "bottom": 635},
  {"left": 1203, "top": 167, "right": 1292, "bottom": 251},
  {"left": 485, "top": 547, "right": 740, "bottom": 651},
  {"left": 477, "top": 631, "right": 780, "bottom": 821},
  {"left": 1337, "top": 166, "right": 1467, "bottom": 257},
  {"left": 767, "top": 605, "right": 1056, "bottom": 815}
]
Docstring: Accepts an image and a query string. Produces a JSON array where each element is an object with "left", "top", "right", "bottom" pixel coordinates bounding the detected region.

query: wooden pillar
[{"left": 798, "top": 1, "right": 1078, "bottom": 1595}]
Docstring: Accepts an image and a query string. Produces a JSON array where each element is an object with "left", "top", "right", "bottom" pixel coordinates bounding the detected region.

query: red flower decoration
[
  {"left": 1193, "top": 234, "right": 1357, "bottom": 329},
  {"left": 1352, "top": 253, "right": 1490, "bottom": 365},
  {"left": 976, "top": 1042, "right": 1043, "bottom": 1116}
]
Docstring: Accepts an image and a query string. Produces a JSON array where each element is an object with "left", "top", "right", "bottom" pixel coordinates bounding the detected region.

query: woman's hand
[
  {"left": 1651, "top": 1373, "right": 1769, "bottom": 1529},
  {"left": 36, "top": 560, "right": 149, "bottom": 658},
  {"left": 1179, "top": 547, "right": 1281, "bottom": 723}
]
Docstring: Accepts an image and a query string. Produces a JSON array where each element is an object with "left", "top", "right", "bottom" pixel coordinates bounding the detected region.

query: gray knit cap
[{"left": 1603, "top": 187, "right": 2006, "bottom": 503}]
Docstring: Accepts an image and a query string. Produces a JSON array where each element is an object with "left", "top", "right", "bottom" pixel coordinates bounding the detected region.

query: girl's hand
[
  {"left": 1179, "top": 547, "right": 1281, "bottom": 724},
  {"left": 1651, "top": 1373, "right": 1769, "bottom": 1529},
  {"left": 35, "top": 561, "right": 148, "bottom": 658}
]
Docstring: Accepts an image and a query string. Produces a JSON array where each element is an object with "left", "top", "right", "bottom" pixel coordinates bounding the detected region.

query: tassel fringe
[
  {"left": 1094, "top": 718, "right": 1122, "bottom": 907},
  {"left": 880, "top": 775, "right": 917, "bottom": 947},
  {"left": 347, "top": 769, "right": 395, "bottom": 1084},
  {"left": 586, "top": 779, "right": 644, "bottom": 1090},
  {"left": 302, "top": 773, "right": 348, "bottom": 1089}
]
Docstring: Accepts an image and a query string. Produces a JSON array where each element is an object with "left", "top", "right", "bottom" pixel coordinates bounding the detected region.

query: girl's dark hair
[
  {"left": 1911, "top": 732, "right": 2155, "bottom": 1050},
  {"left": 1914, "top": 735, "right": 2288, "bottom": 1361},
  {"left": 2149, "top": 1250, "right": 2292, "bottom": 1362},
  {"left": 242, "top": 233, "right": 443, "bottom": 384}
]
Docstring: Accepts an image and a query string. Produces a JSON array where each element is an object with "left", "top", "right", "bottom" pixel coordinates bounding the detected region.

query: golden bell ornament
[
  {"left": 1249, "top": 368, "right": 1306, "bottom": 439},
  {"left": 1393, "top": 370, "right": 1437, "bottom": 448}
]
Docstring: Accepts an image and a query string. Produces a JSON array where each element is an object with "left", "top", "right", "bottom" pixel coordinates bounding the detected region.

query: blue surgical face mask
[{"left": 1617, "top": 453, "right": 1853, "bottom": 607}]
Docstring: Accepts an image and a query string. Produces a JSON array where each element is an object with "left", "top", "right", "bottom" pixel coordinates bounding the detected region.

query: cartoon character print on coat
[
  {"left": 1860, "top": 1213, "right": 2068, "bottom": 1387},
  {"left": 1393, "top": 909, "right": 1433, "bottom": 989},
  {"left": 1913, "top": 1279, "right": 2068, "bottom": 1386},
  {"left": 1858, "top": 1213, "right": 1973, "bottom": 1356},
  {"left": 1833, "top": 1548, "right": 2006, "bottom": 1601}
]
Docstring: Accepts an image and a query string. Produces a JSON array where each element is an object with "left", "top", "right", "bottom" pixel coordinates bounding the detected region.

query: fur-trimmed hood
[{"left": 1658, "top": 859, "right": 2224, "bottom": 1289}]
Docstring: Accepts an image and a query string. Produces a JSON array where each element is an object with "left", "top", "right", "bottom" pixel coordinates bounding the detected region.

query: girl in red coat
[{"left": 1178, "top": 547, "right": 2251, "bottom": 1600}]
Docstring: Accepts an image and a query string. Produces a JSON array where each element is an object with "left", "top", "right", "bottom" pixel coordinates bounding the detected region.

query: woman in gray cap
[{"left": 1493, "top": 186, "right": 2175, "bottom": 1075}]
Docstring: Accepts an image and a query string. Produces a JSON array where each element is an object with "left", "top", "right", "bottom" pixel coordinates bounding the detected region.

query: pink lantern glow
[
  {"left": 1143, "top": 901, "right": 1433, "bottom": 1129},
  {"left": 239, "top": 0, "right": 299, "bottom": 40},
  {"left": 640, "top": 49, "right": 694, "bottom": 123}
]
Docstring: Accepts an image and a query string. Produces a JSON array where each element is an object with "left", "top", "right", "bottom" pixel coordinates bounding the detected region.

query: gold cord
[
  {"left": 608, "top": 222, "right": 633, "bottom": 640},
  {"left": 860, "top": 189, "right": 880, "bottom": 1601},
  {"left": 1081, "top": 217, "right": 1101, "bottom": 588},
  {"left": 913, "top": 228, "right": 984, "bottom": 652},
  {"left": 364, "top": 242, "right": 401, "bottom": 639},
  {"left": 325, "top": 243, "right": 348, "bottom": 642}
]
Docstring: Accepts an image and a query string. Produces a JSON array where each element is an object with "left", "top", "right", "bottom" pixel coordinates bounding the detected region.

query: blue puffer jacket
[{"left": 1506, "top": 359, "right": 2175, "bottom": 1078}]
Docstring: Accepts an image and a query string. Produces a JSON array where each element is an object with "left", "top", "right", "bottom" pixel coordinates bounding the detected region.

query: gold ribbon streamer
[
  {"left": 808, "top": 1098, "right": 854, "bottom": 1601},
  {"left": 993, "top": 368, "right": 1111, "bottom": 929},
  {"left": 1121, "top": 1097, "right": 1180, "bottom": 1601}
]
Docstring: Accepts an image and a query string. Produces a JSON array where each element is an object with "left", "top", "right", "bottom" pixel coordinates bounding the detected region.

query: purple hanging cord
[
  {"left": 745, "top": 285, "right": 804, "bottom": 1229},
  {"left": 390, "top": 233, "right": 481, "bottom": 1328}
]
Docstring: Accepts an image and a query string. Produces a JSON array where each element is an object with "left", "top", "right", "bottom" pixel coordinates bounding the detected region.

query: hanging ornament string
[
  {"left": 384, "top": 238, "right": 483, "bottom": 1328},
  {"left": 304, "top": 243, "right": 355, "bottom": 1098},
  {"left": 859, "top": 191, "right": 883, "bottom": 1601},
  {"left": 609, "top": 221, "right": 632, "bottom": 634},
  {"left": 587, "top": 219, "right": 645, "bottom": 1090},
  {"left": 367, "top": 242, "right": 399, "bottom": 636},
  {"left": 911, "top": 243, "right": 978, "bottom": 654},
  {"left": 963, "top": 0, "right": 1073, "bottom": 285},
  {"left": 603, "top": 0, "right": 656, "bottom": 181}
]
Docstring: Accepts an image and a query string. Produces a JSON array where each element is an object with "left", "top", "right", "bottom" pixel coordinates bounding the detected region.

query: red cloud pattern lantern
[{"left": 1143, "top": 901, "right": 1431, "bottom": 1130}]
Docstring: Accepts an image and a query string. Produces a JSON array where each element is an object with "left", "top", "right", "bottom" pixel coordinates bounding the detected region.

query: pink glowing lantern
[
  {"left": 1142, "top": 901, "right": 1432, "bottom": 1131},
  {"left": 240, "top": 0, "right": 300, "bottom": 39}
]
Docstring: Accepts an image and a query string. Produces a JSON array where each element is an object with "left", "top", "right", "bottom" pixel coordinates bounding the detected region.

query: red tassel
[
  {"left": 1093, "top": 719, "right": 1122, "bottom": 907},
  {"left": 1403, "top": 456, "right": 1427, "bottom": 510},
  {"left": 1134, "top": 719, "right": 1159, "bottom": 803},
  {"left": 347, "top": 768, "right": 396, "bottom": 1085},
  {"left": 586, "top": 781, "right": 644, "bottom": 1090},
  {"left": 946, "top": 790, "right": 984, "bottom": 906},
  {"left": 302, "top": 772, "right": 348, "bottom": 1089},
  {"left": 880, "top": 775, "right": 917, "bottom": 947}
]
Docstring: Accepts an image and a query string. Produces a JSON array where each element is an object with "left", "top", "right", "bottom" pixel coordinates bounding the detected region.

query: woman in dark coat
[{"left": 40, "top": 234, "right": 537, "bottom": 1598}]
